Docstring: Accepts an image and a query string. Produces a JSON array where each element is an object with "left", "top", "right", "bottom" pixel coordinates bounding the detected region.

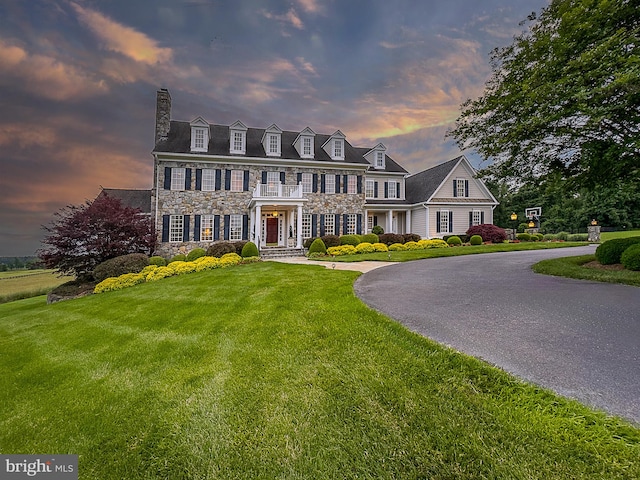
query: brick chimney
[{"left": 155, "top": 88, "right": 171, "bottom": 145}]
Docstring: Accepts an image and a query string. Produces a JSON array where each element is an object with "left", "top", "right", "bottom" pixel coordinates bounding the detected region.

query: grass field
[
  {"left": 601, "top": 229, "right": 640, "bottom": 241},
  {"left": 533, "top": 254, "right": 640, "bottom": 287},
  {"left": 0, "top": 270, "right": 73, "bottom": 304},
  {"left": 1, "top": 262, "right": 638, "bottom": 479}
]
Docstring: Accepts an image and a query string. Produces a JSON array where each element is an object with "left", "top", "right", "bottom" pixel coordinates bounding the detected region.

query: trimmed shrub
[
  {"left": 470, "top": 235, "right": 483, "bottom": 245},
  {"left": 232, "top": 241, "right": 247, "bottom": 256},
  {"left": 186, "top": 248, "right": 206, "bottom": 262},
  {"left": 595, "top": 237, "right": 640, "bottom": 265},
  {"left": 145, "top": 266, "right": 174, "bottom": 281},
  {"left": 466, "top": 224, "right": 507, "bottom": 244},
  {"left": 355, "top": 242, "right": 375, "bottom": 254},
  {"left": 340, "top": 235, "right": 361, "bottom": 247},
  {"left": 149, "top": 256, "right": 167, "bottom": 267},
  {"left": 378, "top": 233, "right": 404, "bottom": 245},
  {"left": 94, "top": 272, "right": 146, "bottom": 293},
  {"left": 308, "top": 238, "right": 327, "bottom": 255},
  {"left": 556, "top": 232, "right": 569, "bottom": 241},
  {"left": 304, "top": 237, "right": 316, "bottom": 249},
  {"left": 321, "top": 235, "right": 341, "bottom": 248},
  {"left": 169, "top": 254, "right": 187, "bottom": 263},
  {"left": 516, "top": 233, "right": 531, "bottom": 241},
  {"left": 418, "top": 239, "right": 448, "bottom": 249},
  {"left": 567, "top": 234, "right": 588, "bottom": 242},
  {"left": 219, "top": 252, "right": 242, "bottom": 267},
  {"left": 206, "top": 242, "right": 236, "bottom": 258},
  {"left": 362, "top": 233, "right": 379, "bottom": 244},
  {"left": 241, "top": 241, "right": 259, "bottom": 258},
  {"left": 446, "top": 236, "right": 462, "bottom": 246},
  {"left": 543, "top": 234, "right": 556, "bottom": 242},
  {"left": 621, "top": 244, "right": 640, "bottom": 271},
  {"left": 327, "top": 245, "right": 356, "bottom": 256},
  {"left": 372, "top": 242, "right": 389, "bottom": 252},
  {"left": 93, "top": 253, "right": 149, "bottom": 282},
  {"left": 402, "top": 233, "right": 421, "bottom": 243},
  {"left": 403, "top": 241, "right": 422, "bottom": 250},
  {"left": 194, "top": 256, "right": 220, "bottom": 272},
  {"left": 389, "top": 243, "right": 407, "bottom": 251},
  {"left": 371, "top": 225, "right": 384, "bottom": 235}
]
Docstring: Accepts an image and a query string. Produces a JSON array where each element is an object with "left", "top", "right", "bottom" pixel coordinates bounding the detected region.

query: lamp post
[{"left": 510, "top": 212, "right": 518, "bottom": 241}]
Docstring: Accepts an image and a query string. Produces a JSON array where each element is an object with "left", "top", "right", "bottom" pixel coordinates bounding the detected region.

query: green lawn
[
  {"left": 325, "top": 241, "right": 589, "bottom": 262},
  {"left": 601, "top": 229, "right": 640, "bottom": 241},
  {"left": 533, "top": 254, "right": 640, "bottom": 287},
  {"left": 0, "top": 269, "right": 73, "bottom": 304},
  {"left": 1, "top": 262, "right": 638, "bottom": 479}
]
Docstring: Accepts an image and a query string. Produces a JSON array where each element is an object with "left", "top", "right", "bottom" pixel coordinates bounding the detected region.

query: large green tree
[{"left": 448, "top": 0, "right": 640, "bottom": 190}]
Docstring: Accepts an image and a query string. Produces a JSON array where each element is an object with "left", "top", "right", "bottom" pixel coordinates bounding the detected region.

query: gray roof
[
  {"left": 405, "top": 156, "right": 462, "bottom": 204},
  {"left": 154, "top": 121, "right": 405, "bottom": 173},
  {"left": 99, "top": 188, "right": 152, "bottom": 214}
]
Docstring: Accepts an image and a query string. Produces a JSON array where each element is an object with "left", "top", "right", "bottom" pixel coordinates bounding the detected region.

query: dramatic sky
[{"left": 0, "top": 0, "right": 548, "bottom": 256}]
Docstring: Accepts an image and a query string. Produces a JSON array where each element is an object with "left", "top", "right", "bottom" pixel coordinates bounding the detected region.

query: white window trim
[
  {"left": 302, "top": 137, "right": 313, "bottom": 157},
  {"left": 301, "top": 213, "right": 312, "bottom": 239},
  {"left": 439, "top": 210, "right": 450, "bottom": 233},
  {"left": 267, "top": 133, "right": 280, "bottom": 156},
  {"left": 456, "top": 178, "right": 467, "bottom": 198},
  {"left": 387, "top": 181, "right": 397, "bottom": 199},
  {"left": 347, "top": 175, "right": 357, "bottom": 194},
  {"left": 347, "top": 214, "right": 357, "bottom": 235},
  {"left": 231, "top": 131, "right": 246, "bottom": 154},
  {"left": 171, "top": 167, "right": 186, "bottom": 191},
  {"left": 333, "top": 139, "right": 344, "bottom": 160},
  {"left": 301, "top": 173, "right": 313, "bottom": 194},
  {"left": 191, "top": 126, "right": 208, "bottom": 152},
  {"left": 472, "top": 210, "right": 482, "bottom": 226},
  {"left": 375, "top": 151, "right": 385, "bottom": 169},
  {"left": 365, "top": 180, "right": 375, "bottom": 199},
  {"left": 230, "top": 170, "right": 244, "bottom": 192},
  {"left": 201, "top": 215, "right": 214, "bottom": 241},
  {"left": 229, "top": 214, "right": 243, "bottom": 241},
  {"left": 169, "top": 215, "right": 183, "bottom": 243},
  {"left": 324, "top": 214, "right": 334, "bottom": 235},
  {"left": 202, "top": 169, "right": 215, "bottom": 191},
  {"left": 325, "top": 174, "right": 335, "bottom": 194}
]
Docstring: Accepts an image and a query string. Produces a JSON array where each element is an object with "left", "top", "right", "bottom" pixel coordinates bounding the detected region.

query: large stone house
[{"left": 143, "top": 88, "right": 497, "bottom": 257}]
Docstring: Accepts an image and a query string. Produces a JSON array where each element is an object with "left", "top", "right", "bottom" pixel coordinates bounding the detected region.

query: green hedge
[
  {"left": 93, "top": 253, "right": 149, "bottom": 282},
  {"left": 621, "top": 244, "right": 640, "bottom": 271},
  {"left": 595, "top": 237, "right": 640, "bottom": 265}
]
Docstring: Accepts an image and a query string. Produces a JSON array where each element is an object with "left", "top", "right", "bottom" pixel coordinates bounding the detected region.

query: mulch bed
[{"left": 583, "top": 261, "right": 625, "bottom": 271}]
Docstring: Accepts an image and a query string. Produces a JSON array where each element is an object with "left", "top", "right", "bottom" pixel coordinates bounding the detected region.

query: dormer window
[
  {"left": 262, "top": 124, "right": 282, "bottom": 157},
  {"left": 322, "top": 130, "right": 346, "bottom": 160},
  {"left": 294, "top": 127, "right": 316, "bottom": 159},
  {"left": 303, "top": 137, "right": 312, "bottom": 156},
  {"left": 366, "top": 143, "right": 386, "bottom": 169},
  {"left": 376, "top": 151, "right": 384, "bottom": 168},
  {"left": 189, "top": 116, "right": 209, "bottom": 153},
  {"left": 229, "top": 120, "right": 248, "bottom": 155}
]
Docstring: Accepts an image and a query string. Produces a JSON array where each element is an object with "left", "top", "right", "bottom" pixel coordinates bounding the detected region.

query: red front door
[{"left": 266, "top": 217, "right": 278, "bottom": 244}]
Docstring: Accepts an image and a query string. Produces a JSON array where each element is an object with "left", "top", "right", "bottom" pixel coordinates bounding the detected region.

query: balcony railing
[{"left": 253, "top": 183, "right": 303, "bottom": 199}]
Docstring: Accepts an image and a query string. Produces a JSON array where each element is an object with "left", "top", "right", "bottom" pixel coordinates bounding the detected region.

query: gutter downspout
[{"left": 422, "top": 203, "right": 429, "bottom": 239}]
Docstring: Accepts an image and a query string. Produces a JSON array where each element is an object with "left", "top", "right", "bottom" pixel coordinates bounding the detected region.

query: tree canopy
[
  {"left": 38, "top": 193, "right": 154, "bottom": 280},
  {"left": 448, "top": 0, "right": 640, "bottom": 190}
]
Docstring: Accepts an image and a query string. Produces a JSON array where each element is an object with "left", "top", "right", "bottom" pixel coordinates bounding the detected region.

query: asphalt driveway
[{"left": 354, "top": 246, "right": 640, "bottom": 424}]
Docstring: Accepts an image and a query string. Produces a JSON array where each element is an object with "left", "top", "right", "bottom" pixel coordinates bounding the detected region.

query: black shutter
[
  {"left": 373, "top": 216, "right": 378, "bottom": 226},
  {"left": 453, "top": 180, "right": 458, "bottom": 197},
  {"left": 469, "top": 212, "right": 473, "bottom": 227},
  {"left": 320, "top": 174, "right": 326, "bottom": 193},
  {"left": 449, "top": 211, "right": 453, "bottom": 232},
  {"left": 320, "top": 214, "right": 325, "bottom": 236},
  {"left": 225, "top": 170, "right": 231, "bottom": 190},
  {"left": 343, "top": 214, "right": 348, "bottom": 234},
  {"left": 335, "top": 175, "right": 341, "bottom": 193},
  {"left": 465, "top": 180, "right": 469, "bottom": 197},
  {"left": 481, "top": 211, "right": 485, "bottom": 224},
  {"left": 223, "top": 215, "right": 230, "bottom": 240},
  {"left": 384, "top": 182, "right": 388, "bottom": 198},
  {"left": 243, "top": 170, "right": 249, "bottom": 191},
  {"left": 374, "top": 181, "right": 379, "bottom": 198},
  {"left": 357, "top": 176, "right": 363, "bottom": 194},
  {"left": 162, "top": 215, "right": 170, "bottom": 242},
  {"left": 183, "top": 215, "right": 190, "bottom": 242},
  {"left": 164, "top": 167, "right": 171, "bottom": 190},
  {"left": 214, "top": 215, "right": 220, "bottom": 240},
  {"left": 343, "top": 175, "right": 348, "bottom": 193},
  {"left": 335, "top": 214, "right": 340, "bottom": 235},
  {"left": 297, "top": 173, "right": 302, "bottom": 185},
  {"left": 312, "top": 214, "right": 318, "bottom": 237},
  {"left": 262, "top": 171, "right": 267, "bottom": 184},
  {"left": 195, "top": 169, "right": 202, "bottom": 190},
  {"left": 194, "top": 215, "right": 201, "bottom": 241},
  {"left": 436, "top": 212, "right": 441, "bottom": 233},
  {"left": 280, "top": 172, "right": 285, "bottom": 184},
  {"left": 185, "top": 168, "right": 192, "bottom": 190},
  {"left": 357, "top": 214, "right": 362, "bottom": 234},
  {"left": 242, "top": 215, "right": 249, "bottom": 240},
  {"left": 312, "top": 174, "right": 318, "bottom": 193},
  {"left": 397, "top": 182, "right": 400, "bottom": 198},
  {"left": 215, "top": 169, "right": 222, "bottom": 190}
]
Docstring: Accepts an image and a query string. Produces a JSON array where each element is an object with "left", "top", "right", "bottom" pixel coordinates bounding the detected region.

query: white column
[
  {"left": 255, "top": 205, "right": 262, "bottom": 250},
  {"left": 363, "top": 209, "right": 368, "bottom": 234},
  {"left": 296, "top": 205, "right": 303, "bottom": 249},
  {"left": 405, "top": 210, "right": 411, "bottom": 234},
  {"left": 387, "top": 209, "right": 394, "bottom": 233}
]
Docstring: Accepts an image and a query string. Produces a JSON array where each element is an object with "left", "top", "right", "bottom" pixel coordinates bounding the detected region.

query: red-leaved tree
[{"left": 38, "top": 194, "right": 154, "bottom": 280}]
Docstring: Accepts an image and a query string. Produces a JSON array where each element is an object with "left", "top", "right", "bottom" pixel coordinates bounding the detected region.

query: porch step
[{"left": 260, "top": 247, "right": 305, "bottom": 259}]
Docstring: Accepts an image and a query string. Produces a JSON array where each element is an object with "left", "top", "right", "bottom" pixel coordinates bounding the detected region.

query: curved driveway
[{"left": 354, "top": 246, "right": 640, "bottom": 424}]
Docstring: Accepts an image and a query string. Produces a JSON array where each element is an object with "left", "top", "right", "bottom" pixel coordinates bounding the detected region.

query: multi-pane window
[
  {"left": 229, "top": 215, "right": 243, "bottom": 241},
  {"left": 365, "top": 180, "right": 375, "bottom": 198},
  {"left": 169, "top": 215, "right": 183, "bottom": 242},
  {"left": 301, "top": 213, "right": 311, "bottom": 238},
  {"left": 325, "top": 174, "right": 335, "bottom": 194},
  {"left": 472, "top": 210, "right": 482, "bottom": 226},
  {"left": 201, "top": 215, "right": 214, "bottom": 241},
  {"left": 457, "top": 179, "right": 467, "bottom": 197},
  {"left": 232, "top": 131, "right": 245, "bottom": 153},
  {"left": 171, "top": 168, "right": 186, "bottom": 191},
  {"left": 387, "top": 182, "right": 397, "bottom": 199},
  {"left": 230, "top": 170, "right": 243, "bottom": 192},
  {"left": 324, "top": 214, "right": 334, "bottom": 235},
  {"left": 266, "top": 171, "right": 279, "bottom": 195},
  {"left": 347, "top": 214, "right": 357, "bottom": 235},
  {"left": 194, "top": 128, "right": 206, "bottom": 150},
  {"left": 202, "top": 169, "right": 215, "bottom": 191},
  {"left": 439, "top": 210, "right": 450, "bottom": 233},
  {"left": 301, "top": 173, "right": 313, "bottom": 194},
  {"left": 376, "top": 151, "right": 384, "bottom": 168},
  {"left": 334, "top": 139, "right": 343, "bottom": 158},
  {"left": 269, "top": 134, "right": 279, "bottom": 154},
  {"left": 367, "top": 215, "right": 374, "bottom": 233},
  {"left": 347, "top": 175, "right": 357, "bottom": 194},
  {"left": 303, "top": 137, "right": 312, "bottom": 157}
]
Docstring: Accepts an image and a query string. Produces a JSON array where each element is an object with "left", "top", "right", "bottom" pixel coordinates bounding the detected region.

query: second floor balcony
[{"left": 253, "top": 182, "right": 303, "bottom": 199}]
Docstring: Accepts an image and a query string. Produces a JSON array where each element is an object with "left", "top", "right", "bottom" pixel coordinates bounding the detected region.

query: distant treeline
[{"left": 0, "top": 256, "right": 42, "bottom": 271}]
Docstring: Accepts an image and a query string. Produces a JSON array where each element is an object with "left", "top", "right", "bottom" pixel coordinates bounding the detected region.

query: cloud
[
  {"left": 0, "top": 38, "right": 108, "bottom": 101},
  {"left": 296, "top": 0, "right": 323, "bottom": 14},
  {"left": 261, "top": 7, "right": 304, "bottom": 32},
  {"left": 69, "top": 1, "right": 173, "bottom": 64}
]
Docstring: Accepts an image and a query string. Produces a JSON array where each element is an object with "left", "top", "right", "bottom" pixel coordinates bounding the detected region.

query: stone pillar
[
  {"left": 155, "top": 88, "right": 171, "bottom": 144},
  {"left": 588, "top": 225, "right": 601, "bottom": 242}
]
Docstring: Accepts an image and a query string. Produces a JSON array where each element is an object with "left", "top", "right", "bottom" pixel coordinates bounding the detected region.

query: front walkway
[{"left": 268, "top": 256, "right": 395, "bottom": 273}]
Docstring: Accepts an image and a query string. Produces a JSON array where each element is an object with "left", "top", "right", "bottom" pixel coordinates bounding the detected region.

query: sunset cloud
[
  {"left": 261, "top": 8, "right": 305, "bottom": 32},
  {"left": 69, "top": 1, "right": 173, "bottom": 64}
]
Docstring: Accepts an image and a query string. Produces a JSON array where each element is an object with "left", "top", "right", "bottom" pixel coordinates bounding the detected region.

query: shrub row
[
  {"left": 595, "top": 236, "right": 640, "bottom": 265},
  {"left": 94, "top": 253, "right": 256, "bottom": 294},
  {"left": 326, "top": 239, "right": 448, "bottom": 256},
  {"left": 621, "top": 244, "right": 640, "bottom": 271},
  {"left": 305, "top": 233, "right": 422, "bottom": 250},
  {"left": 93, "top": 253, "right": 149, "bottom": 282}
]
